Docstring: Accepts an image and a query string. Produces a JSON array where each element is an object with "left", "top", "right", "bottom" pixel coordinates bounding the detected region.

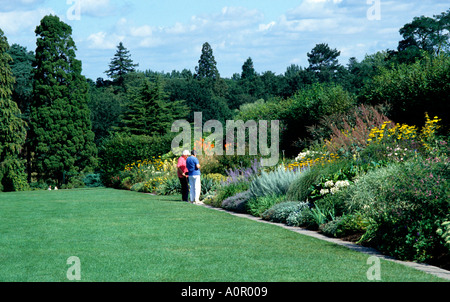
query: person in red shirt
[{"left": 177, "top": 150, "right": 190, "bottom": 202}]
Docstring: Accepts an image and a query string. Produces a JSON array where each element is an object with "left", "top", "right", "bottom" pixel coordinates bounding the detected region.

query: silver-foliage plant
[{"left": 249, "top": 166, "right": 305, "bottom": 199}]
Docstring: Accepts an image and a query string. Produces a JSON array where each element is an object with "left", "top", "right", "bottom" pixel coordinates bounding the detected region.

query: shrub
[
  {"left": 249, "top": 166, "right": 303, "bottom": 199},
  {"left": 320, "top": 104, "right": 392, "bottom": 155},
  {"left": 353, "top": 156, "right": 450, "bottom": 263},
  {"left": 99, "top": 132, "right": 172, "bottom": 186},
  {"left": 211, "top": 181, "right": 250, "bottom": 208},
  {"left": 247, "top": 194, "right": 286, "bottom": 217},
  {"left": 279, "top": 83, "right": 356, "bottom": 154},
  {"left": 286, "top": 158, "right": 364, "bottom": 202},
  {"left": 308, "top": 203, "right": 336, "bottom": 230},
  {"left": 321, "top": 212, "right": 369, "bottom": 239},
  {"left": 286, "top": 207, "right": 316, "bottom": 228},
  {"left": 130, "top": 182, "right": 145, "bottom": 192},
  {"left": 361, "top": 53, "right": 450, "bottom": 129},
  {"left": 261, "top": 201, "right": 309, "bottom": 224},
  {"left": 286, "top": 167, "right": 318, "bottom": 201},
  {"left": 156, "top": 175, "right": 181, "bottom": 195},
  {"left": 200, "top": 174, "right": 224, "bottom": 197},
  {"left": 143, "top": 174, "right": 169, "bottom": 193},
  {"left": 83, "top": 173, "right": 103, "bottom": 188},
  {"left": 222, "top": 158, "right": 261, "bottom": 185},
  {"left": 437, "top": 221, "right": 450, "bottom": 251},
  {"left": 221, "top": 190, "right": 252, "bottom": 213}
]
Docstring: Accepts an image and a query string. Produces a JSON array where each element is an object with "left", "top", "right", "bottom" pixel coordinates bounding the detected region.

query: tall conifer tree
[
  {"left": 195, "top": 42, "right": 220, "bottom": 80},
  {"left": 106, "top": 42, "right": 138, "bottom": 89},
  {"left": 30, "top": 15, "right": 97, "bottom": 185}
]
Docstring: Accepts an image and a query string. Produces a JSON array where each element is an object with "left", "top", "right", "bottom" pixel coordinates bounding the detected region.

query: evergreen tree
[
  {"left": 307, "top": 43, "right": 342, "bottom": 83},
  {"left": 106, "top": 42, "right": 138, "bottom": 88},
  {"left": 239, "top": 57, "right": 263, "bottom": 98},
  {"left": 30, "top": 15, "right": 97, "bottom": 185},
  {"left": 195, "top": 42, "right": 220, "bottom": 80},
  {"left": 241, "top": 57, "right": 257, "bottom": 80},
  {"left": 7, "top": 44, "right": 35, "bottom": 118},
  {"left": 0, "top": 29, "right": 28, "bottom": 191},
  {"left": 119, "top": 77, "right": 189, "bottom": 136}
]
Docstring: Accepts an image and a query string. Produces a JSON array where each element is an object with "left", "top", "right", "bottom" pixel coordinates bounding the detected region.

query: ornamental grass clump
[{"left": 249, "top": 165, "right": 303, "bottom": 199}]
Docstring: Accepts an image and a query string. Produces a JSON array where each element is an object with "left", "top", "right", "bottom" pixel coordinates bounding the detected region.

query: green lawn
[{"left": 0, "top": 188, "right": 446, "bottom": 282}]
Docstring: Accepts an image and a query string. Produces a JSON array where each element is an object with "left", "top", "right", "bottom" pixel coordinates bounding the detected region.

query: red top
[{"left": 177, "top": 156, "right": 188, "bottom": 178}]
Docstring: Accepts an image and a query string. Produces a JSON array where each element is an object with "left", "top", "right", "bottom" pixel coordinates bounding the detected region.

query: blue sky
[{"left": 1, "top": 0, "right": 449, "bottom": 80}]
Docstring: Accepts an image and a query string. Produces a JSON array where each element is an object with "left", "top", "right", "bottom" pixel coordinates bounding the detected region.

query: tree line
[{"left": 1, "top": 9, "right": 449, "bottom": 190}]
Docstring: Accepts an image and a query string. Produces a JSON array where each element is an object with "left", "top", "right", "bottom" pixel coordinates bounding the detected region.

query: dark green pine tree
[
  {"left": 106, "top": 42, "right": 138, "bottom": 88},
  {"left": 307, "top": 43, "right": 342, "bottom": 83},
  {"left": 241, "top": 57, "right": 257, "bottom": 80},
  {"left": 29, "top": 15, "right": 97, "bottom": 185},
  {"left": 0, "top": 29, "right": 28, "bottom": 191},
  {"left": 194, "top": 42, "right": 220, "bottom": 80},
  {"left": 119, "top": 77, "right": 188, "bottom": 136}
]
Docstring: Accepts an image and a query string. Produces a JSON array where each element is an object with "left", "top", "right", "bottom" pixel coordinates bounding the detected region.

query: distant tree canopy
[{"left": 392, "top": 9, "right": 450, "bottom": 63}]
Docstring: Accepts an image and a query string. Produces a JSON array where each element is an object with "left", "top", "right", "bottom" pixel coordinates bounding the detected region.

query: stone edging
[{"left": 198, "top": 203, "right": 450, "bottom": 281}]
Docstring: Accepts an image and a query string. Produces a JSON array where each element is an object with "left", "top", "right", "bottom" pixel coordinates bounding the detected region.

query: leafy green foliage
[
  {"left": 247, "top": 194, "right": 286, "bottom": 217},
  {"left": 211, "top": 181, "right": 250, "bottom": 208},
  {"left": 344, "top": 157, "right": 450, "bottom": 263},
  {"left": 98, "top": 132, "right": 173, "bottom": 186},
  {"left": 7, "top": 43, "right": 34, "bottom": 117},
  {"left": 0, "top": 29, "right": 28, "bottom": 192},
  {"left": 279, "top": 83, "right": 356, "bottom": 155},
  {"left": 29, "top": 15, "right": 97, "bottom": 185},
  {"left": 118, "top": 77, "right": 188, "bottom": 136},
  {"left": 261, "top": 201, "right": 308, "bottom": 224},
  {"left": 362, "top": 53, "right": 450, "bottom": 129}
]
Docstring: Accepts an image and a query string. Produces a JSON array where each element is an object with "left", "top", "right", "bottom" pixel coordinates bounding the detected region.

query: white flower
[
  {"left": 295, "top": 150, "right": 319, "bottom": 162},
  {"left": 324, "top": 180, "right": 334, "bottom": 188},
  {"left": 320, "top": 189, "right": 330, "bottom": 195},
  {"left": 330, "top": 187, "right": 340, "bottom": 194},
  {"left": 335, "top": 180, "right": 350, "bottom": 188}
]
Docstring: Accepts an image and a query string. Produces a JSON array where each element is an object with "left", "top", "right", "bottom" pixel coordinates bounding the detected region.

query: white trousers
[{"left": 188, "top": 175, "right": 201, "bottom": 202}]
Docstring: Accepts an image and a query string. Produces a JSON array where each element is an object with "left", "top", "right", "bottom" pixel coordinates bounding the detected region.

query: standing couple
[{"left": 177, "top": 150, "right": 201, "bottom": 204}]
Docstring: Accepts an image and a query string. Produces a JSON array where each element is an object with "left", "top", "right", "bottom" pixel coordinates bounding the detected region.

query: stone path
[{"left": 198, "top": 203, "right": 450, "bottom": 281}]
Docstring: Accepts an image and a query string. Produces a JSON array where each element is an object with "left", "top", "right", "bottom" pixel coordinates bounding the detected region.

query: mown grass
[{"left": 0, "top": 188, "right": 446, "bottom": 282}]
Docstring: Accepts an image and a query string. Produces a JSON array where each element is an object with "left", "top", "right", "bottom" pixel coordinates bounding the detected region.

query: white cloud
[
  {"left": 71, "top": 1, "right": 450, "bottom": 79},
  {"left": 130, "top": 25, "right": 153, "bottom": 37},
  {"left": 86, "top": 31, "right": 124, "bottom": 49},
  {"left": 0, "top": 7, "right": 54, "bottom": 35},
  {"left": 79, "top": 0, "right": 117, "bottom": 17}
]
